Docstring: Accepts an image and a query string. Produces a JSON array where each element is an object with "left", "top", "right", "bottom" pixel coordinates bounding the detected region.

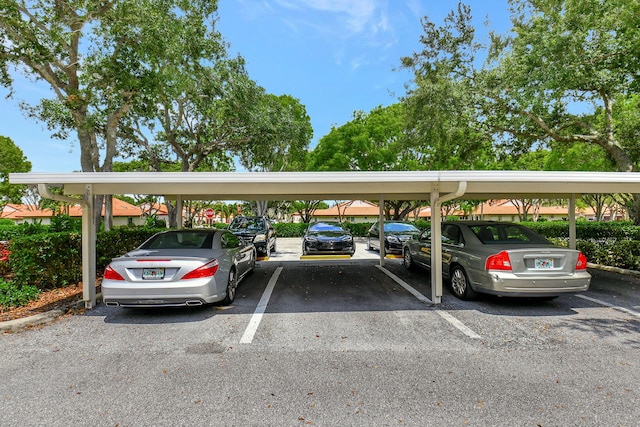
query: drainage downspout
[
  {"left": 430, "top": 181, "right": 467, "bottom": 304},
  {"left": 38, "top": 184, "right": 97, "bottom": 308}
]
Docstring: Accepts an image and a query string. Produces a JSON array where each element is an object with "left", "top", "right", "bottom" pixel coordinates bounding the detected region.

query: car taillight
[
  {"left": 104, "top": 265, "right": 125, "bottom": 281},
  {"left": 182, "top": 260, "right": 219, "bottom": 280},
  {"left": 485, "top": 251, "right": 512, "bottom": 271},
  {"left": 576, "top": 252, "right": 588, "bottom": 270}
]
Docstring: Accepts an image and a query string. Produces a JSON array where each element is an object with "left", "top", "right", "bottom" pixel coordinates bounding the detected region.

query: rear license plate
[
  {"left": 143, "top": 268, "right": 165, "bottom": 280},
  {"left": 534, "top": 258, "right": 554, "bottom": 269}
]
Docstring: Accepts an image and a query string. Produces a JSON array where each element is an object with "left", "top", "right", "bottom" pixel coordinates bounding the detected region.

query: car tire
[
  {"left": 403, "top": 249, "right": 415, "bottom": 270},
  {"left": 367, "top": 238, "right": 373, "bottom": 251},
  {"left": 271, "top": 239, "right": 277, "bottom": 253},
  {"left": 221, "top": 268, "right": 237, "bottom": 305},
  {"left": 450, "top": 265, "right": 477, "bottom": 301}
]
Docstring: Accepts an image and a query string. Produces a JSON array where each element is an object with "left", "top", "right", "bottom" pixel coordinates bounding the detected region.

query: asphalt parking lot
[{"left": 2, "top": 238, "right": 639, "bottom": 426}]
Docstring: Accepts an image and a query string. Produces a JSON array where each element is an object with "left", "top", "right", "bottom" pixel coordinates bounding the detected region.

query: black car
[
  {"left": 302, "top": 222, "right": 355, "bottom": 256},
  {"left": 367, "top": 221, "right": 420, "bottom": 254},
  {"left": 228, "top": 216, "right": 277, "bottom": 257}
]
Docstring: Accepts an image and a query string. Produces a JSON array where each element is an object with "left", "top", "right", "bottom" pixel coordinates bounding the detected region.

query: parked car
[
  {"left": 228, "top": 216, "right": 277, "bottom": 257},
  {"left": 302, "top": 222, "right": 355, "bottom": 256},
  {"left": 367, "top": 221, "right": 420, "bottom": 254},
  {"left": 102, "top": 229, "right": 256, "bottom": 307},
  {"left": 402, "top": 221, "right": 591, "bottom": 300}
]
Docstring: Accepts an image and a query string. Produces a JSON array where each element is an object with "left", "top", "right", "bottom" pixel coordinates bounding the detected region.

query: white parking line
[
  {"left": 576, "top": 294, "right": 640, "bottom": 319},
  {"left": 240, "top": 266, "right": 283, "bottom": 344},
  {"left": 435, "top": 310, "right": 482, "bottom": 339},
  {"left": 375, "top": 265, "right": 432, "bottom": 304},
  {"left": 375, "top": 265, "right": 482, "bottom": 339}
]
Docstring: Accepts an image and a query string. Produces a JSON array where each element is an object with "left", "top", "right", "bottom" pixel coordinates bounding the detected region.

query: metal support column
[
  {"left": 430, "top": 189, "right": 443, "bottom": 304},
  {"left": 82, "top": 185, "right": 96, "bottom": 308},
  {"left": 569, "top": 194, "right": 576, "bottom": 250},
  {"left": 379, "top": 195, "right": 385, "bottom": 266}
]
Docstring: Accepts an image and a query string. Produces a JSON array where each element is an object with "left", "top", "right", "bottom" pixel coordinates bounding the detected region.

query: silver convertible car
[
  {"left": 102, "top": 229, "right": 255, "bottom": 307},
  {"left": 402, "top": 221, "right": 591, "bottom": 300}
]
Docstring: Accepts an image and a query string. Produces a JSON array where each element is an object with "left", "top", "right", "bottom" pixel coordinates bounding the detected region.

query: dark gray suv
[{"left": 228, "top": 216, "right": 277, "bottom": 257}]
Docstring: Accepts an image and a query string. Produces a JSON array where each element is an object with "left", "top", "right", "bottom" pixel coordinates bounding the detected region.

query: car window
[
  {"left": 229, "top": 217, "right": 266, "bottom": 232},
  {"left": 497, "top": 224, "right": 550, "bottom": 243},
  {"left": 221, "top": 231, "right": 240, "bottom": 249},
  {"left": 309, "top": 223, "right": 345, "bottom": 232},
  {"left": 442, "top": 224, "right": 463, "bottom": 245},
  {"left": 142, "top": 231, "right": 212, "bottom": 249},
  {"left": 384, "top": 223, "right": 419, "bottom": 232}
]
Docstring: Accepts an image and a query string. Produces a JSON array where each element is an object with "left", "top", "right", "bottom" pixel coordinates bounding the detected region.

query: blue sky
[{"left": 0, "top": 0, "right": 511, "bottom": 172}]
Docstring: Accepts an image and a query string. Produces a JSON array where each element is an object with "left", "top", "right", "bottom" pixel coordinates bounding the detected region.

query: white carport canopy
[{"left": 10, "top": 170, "right": 640, "bottom": 308}]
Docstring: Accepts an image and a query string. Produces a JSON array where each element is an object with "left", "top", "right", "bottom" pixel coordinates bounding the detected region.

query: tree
[
  {"left": 291, "top": 200, "right": 328, "bottom": 223},
  {"left": 401, "top": 0, "right": 640, "bottom": 221},
  {"left": 0, "top": 136, "right": 31, "bottom": 212},
  {"left": 307, "top": 104, "right": 425, "bottom": 220}
]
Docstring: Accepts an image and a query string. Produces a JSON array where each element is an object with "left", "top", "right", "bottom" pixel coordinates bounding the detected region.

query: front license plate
[
  {"left": 143, "top": 268, "right": 165, "bottom": 280},
  {"left": 534, "top": 258, "right": 554, "bottom": 269}
]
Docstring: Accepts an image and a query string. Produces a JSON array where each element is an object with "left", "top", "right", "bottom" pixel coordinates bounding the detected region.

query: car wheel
[
  {"left": 221, "top": 268, "right": 238, "bottom": 305},
  {"left": 272, "top": 239, "right": 277, "bottom": 253},
  {"left": 450, "top": 265, "right": 477, "bottom": 300},
  {"left": 403, "top": 249, "right": 415, "bottom": 270},
  {"left": 367, "top": 238, "right": 373, "bottom": 251}
]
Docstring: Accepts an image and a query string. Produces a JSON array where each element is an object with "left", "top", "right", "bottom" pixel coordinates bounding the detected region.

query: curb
[
  {"left": 587, "top": 263, "right": 640, "bottom": 278},
  {"left": 1, "top": 294, "right": 101, "bottom": 333}
]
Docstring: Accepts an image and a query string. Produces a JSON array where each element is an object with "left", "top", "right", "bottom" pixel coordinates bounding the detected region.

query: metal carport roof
[{"left": 10, "top": 170, "right": 640, "bottom": 308}]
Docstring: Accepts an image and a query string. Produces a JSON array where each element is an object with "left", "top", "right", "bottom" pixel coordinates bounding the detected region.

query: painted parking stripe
[
  {"left": 240, "top": 266, "right": 283, "bottom": 344},
  {"left": 375, "top": 265, "right": 482, "bottom": 339},
  {"left": 375, "top": 265, "right": 432, "bottom": 304},
  {"left": 576, "top": 294, "right": 640, "bottom": 319},
  {"left": 435, "top": 310, "right": 482, "bottom": 339}
]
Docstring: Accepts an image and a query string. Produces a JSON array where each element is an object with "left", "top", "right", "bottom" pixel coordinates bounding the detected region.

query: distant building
[{"left": 1, "top": 198, "right": 147, "bottom": 226}]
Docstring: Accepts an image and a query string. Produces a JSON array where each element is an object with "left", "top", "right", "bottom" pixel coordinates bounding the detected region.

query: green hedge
[
  {"left": 7, "top": 228, "right": 163, "bottom": 289},
  {"left": 4, "top": 221, "right": 640, "bottom": 292}
]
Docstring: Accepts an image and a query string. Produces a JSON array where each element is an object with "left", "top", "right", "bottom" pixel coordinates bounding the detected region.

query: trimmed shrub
[{"left": 0, "top": 278, "right": 40, "bottom": 308}]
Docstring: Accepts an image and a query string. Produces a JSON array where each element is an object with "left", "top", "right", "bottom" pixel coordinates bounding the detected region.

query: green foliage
[
  {"left": 96, "top": 228, "right": 163, "bottom": 270},
  {"left": 343, "top": 222, "right": 372, "bottom": 237},
  {"left": 144, "top": 215, "right": 166, "bottom": 228},
  {"left": 307, "top": 104, "right": 409, "bottom": 172},
  {"left": 0, "top": 136, "right": 31, "bottom": 207},
  {"left": 274, "top": 222, "right": 308, "bottom": 237},
  {"left": 9, "top": 233, "right": 82, "bottom": 289},
  {"left": 49, "top": 214, "right": 82, "bottom": 232},
  {"left": 0, "top": 279, "right": 40, "bottom": 308}
]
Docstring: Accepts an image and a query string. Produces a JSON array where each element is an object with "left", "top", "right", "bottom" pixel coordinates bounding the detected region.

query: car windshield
[
  {"left": 141, "top": 231, "right": 213, "bottom": 249},
  {"left": 384, "top": 223, "right": 419, "bottom": 232},
  {"left": 229, "top": 218, "right": 265, "bottom": 232},
  {"left": 470, "top": 224, "right": 550, "bottom": 244},
  {"left": 309, "top": 223, "right": 346, "bottom": 233}
]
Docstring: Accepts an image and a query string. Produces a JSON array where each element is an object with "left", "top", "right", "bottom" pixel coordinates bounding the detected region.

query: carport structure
[{"left": 10, "top": 170, "right": 640, "bottom": 309}]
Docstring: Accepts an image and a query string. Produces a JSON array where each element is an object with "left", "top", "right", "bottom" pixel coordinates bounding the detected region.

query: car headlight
[
  {"left": 305, "top": 236, "right": 318, "bottom": 242},
  {"left": 253, "top": 234, "right": 267, "bottom": 243},
  {"left": 341, "top": 235, "right": 353, "bottom": 242},
  {"left": 387, "top": 236, "right": 399, "bottom": 243}
]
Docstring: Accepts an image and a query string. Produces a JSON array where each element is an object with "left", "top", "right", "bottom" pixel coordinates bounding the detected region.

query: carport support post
[
  {"left": 430, "top": 189, "right": 443, "bottom": 304},
  {"left": 379, "top": 195, "right": 385, "bottom": 266},
  {"left": 176, "top": 195, "right": 183, "bottom": 229},
  {"left": 82, "top": 185, "right": 96, "bottom": 308},
  {"left": 569, "top": 194, "right": 576, "bottom": 250}
]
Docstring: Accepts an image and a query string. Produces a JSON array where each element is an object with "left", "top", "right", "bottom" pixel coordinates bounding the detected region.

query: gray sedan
[
  {"left": 102, "top": 229, "right": 255, "bottom": 307},
  {"left": 402, "top": 221, "right": 591, "bottom": 300}
]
